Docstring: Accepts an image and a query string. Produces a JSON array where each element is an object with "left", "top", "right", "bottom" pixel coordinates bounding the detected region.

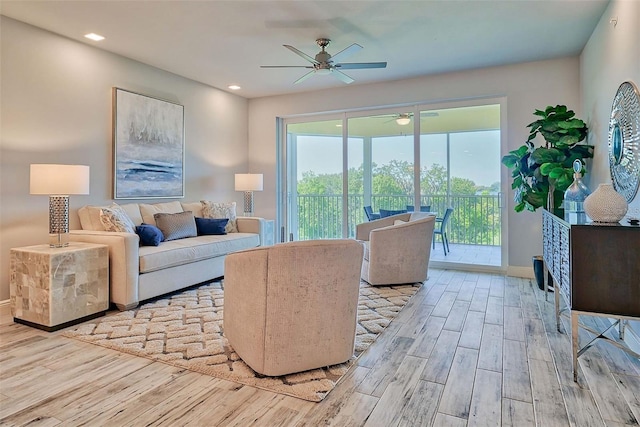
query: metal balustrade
[{"left": 295, "top": 194, "right": 501, "bottom": 246}]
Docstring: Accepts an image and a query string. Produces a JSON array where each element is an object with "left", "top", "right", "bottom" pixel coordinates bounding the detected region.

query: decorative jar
[{"left": 583, "top": 183, "right": 628, "bottom": 223}]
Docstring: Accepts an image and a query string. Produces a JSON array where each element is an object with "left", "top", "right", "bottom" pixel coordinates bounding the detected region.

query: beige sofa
[
  {"left": 356, "top": 212, "right": 435, "bottom": 285},
  {"left": 69, "top": 201, "right": 269, "bottom": 310}
]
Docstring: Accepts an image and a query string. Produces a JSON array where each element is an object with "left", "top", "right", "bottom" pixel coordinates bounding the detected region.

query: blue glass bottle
[{"left": 563, "top": 159, "right": 591, "bottom": 224}]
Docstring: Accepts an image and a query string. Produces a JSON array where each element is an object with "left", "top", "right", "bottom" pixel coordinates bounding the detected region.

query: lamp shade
[
  {"left": 235, "top": 173, "right": 263, "bottom": 192},
  {"left": 30, "top": 164, "right": 90, "bottom": 195}
]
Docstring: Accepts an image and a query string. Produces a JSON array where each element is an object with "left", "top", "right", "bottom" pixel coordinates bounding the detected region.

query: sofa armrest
[
  {"left": 236, "top": 217, "right": 271, "bottom": 246},
  {"left": 69, "top": 230, "right": 140, "bottom": 310},
  {"left": 355, "top": 213, "right": 412, "bottom": 241}
]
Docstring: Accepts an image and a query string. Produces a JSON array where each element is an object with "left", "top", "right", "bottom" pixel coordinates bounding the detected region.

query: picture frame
[{"left": 113, "top": 88, "right": 185, "bottom": 199}]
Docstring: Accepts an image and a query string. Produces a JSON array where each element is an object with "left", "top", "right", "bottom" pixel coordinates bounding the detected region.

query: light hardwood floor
[{"left": 1, "top": 269, "right": 639, "bottom": 426}]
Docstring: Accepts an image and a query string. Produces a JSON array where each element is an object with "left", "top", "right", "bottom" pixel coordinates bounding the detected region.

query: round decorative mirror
[{"left": 609, "top": 81, "right": 640, "bottom": 202}]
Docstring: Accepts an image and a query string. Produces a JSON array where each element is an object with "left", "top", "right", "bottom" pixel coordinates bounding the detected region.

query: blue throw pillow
[
  {"left": 136, "top": 224, "right": 164, "bottom": 246},
  {"left": 379, "top": 209, "right": 407, "bottom": 218},
  {"left": 195, "top": 217, "right": 228, "bottom": 235}
]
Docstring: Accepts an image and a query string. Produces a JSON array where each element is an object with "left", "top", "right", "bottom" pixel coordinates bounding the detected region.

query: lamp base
[
  {"left": 49, "top": 195, "right": 70, "bottom": 248},
  {"left": 243, "top": 191, "right": 254, "bottom": 217},
  {"left": 49, "top": 233, "right": 69, "bottom": 248}
]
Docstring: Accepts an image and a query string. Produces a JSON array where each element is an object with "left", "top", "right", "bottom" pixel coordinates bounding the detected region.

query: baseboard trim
[{"left": 506, "top": 265, "right": 535, "bottom": 279}]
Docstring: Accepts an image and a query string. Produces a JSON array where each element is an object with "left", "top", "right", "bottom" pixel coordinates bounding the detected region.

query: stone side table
[{"left": 10, "top": 242, "right": 109, "bottom": 331}]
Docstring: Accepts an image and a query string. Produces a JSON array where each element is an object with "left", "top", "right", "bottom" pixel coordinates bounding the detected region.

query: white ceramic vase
[{"left": 583, "top": 183, "right": 628, "bottom": 223}]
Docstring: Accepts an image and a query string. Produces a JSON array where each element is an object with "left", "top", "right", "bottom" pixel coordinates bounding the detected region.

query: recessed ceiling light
[
  {"left": 228, "top": 85, "right": 241, "bottom": 90},
  {"left": 84, "top": 33, "right": 105, "bottom": 41}
]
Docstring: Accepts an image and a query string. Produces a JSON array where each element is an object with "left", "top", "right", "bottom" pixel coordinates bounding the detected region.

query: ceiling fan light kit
[
  {"left": 261, "top": 38, "right": 387, "bottom": 85},
  {"left": 395, "top": 114, "right": 412, "bottom": 125}
]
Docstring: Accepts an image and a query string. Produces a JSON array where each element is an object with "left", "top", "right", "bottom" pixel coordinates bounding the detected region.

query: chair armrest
[
  {"left": 69, "top": 230, "right": 140, "bottom": 310},
  {"left": 355, "top": 213, "right": 411, "bottom": 241},
  {"left": 236, "top": 217, "right": 271, "bottom": 246}
]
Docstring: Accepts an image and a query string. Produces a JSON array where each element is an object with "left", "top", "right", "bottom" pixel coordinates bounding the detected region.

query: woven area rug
[{"left": 63, "top": 280, "right": 420, "bottom": 402}]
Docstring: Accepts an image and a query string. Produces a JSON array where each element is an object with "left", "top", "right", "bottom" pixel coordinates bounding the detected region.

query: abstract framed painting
[{"left": 113, "top": 88, "right": 185, "bottom": 199}]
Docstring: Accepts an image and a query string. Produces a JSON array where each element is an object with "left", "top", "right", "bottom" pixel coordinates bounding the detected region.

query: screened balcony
[{"left": 293, "top": 193, "right": 501, "bottom": 266}]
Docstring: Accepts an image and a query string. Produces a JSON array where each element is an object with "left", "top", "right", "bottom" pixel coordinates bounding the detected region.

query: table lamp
[
  {"left": 234, "top": 173, "right": 263, "bottom": 216},
  {"left": 30, "top": 164, "right": 90, "bottom": 247}
]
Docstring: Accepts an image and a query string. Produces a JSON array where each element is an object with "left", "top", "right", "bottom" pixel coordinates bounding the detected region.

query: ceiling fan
[
  {"left": 379, "top": 112, "right": 438, "bottom": 125},
  {"left": 261, "top": 38, "right": 387, "bottom": 85}
]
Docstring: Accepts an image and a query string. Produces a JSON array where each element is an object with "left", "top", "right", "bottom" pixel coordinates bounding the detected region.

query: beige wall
[
  {"left": 581, "top": 0, "right": 640, "bottom": 213},
  {"left": 0, "top": 17, "right": 249, "bottom": 301},
  {"left": 248, "top": 57, "right": 583, "bottom": 271}
]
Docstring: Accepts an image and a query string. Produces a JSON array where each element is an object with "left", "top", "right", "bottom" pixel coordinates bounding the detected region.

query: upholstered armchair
[
  {"left": 223, "top": 239, "right": 364, "bottom": 377},
  {"left": 356, "top": 213, "right": 435, "bottom": 286}
]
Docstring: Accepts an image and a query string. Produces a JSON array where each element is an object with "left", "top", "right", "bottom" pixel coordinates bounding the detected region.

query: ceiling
[{"left": 1, "top": 0, "right": 609, "bottom": 99}]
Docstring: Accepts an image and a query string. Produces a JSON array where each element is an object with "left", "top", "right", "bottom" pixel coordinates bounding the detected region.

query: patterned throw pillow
[
  {"left": 201, "top": 201, "right": 238, "bottom": 233},
  {"left": 100, "top": 204, "right": 136, "bottom": 233},
  {"left": 154, "top": 211, "right": 197, "bottom": 241}
]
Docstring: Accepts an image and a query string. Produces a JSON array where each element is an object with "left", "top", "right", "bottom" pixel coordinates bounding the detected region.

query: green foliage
[
  {"left": 296, "top": 162, "right": 500, "bottom": 245},
  {"left": 502, "top": 105, "right": 593, "bottom": 215}
]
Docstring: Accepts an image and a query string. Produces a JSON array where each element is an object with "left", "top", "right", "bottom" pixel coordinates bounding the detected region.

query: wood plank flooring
[{"left": 1, "top": 269, "right": 639, "bottom": 426}]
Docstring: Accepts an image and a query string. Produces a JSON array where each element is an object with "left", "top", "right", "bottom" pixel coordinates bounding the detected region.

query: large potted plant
[
  {"left": 502, "top": 105, "right": 594, "bottom": 290},
  {"left": 502, "top": 105, "right": 594, "bottom": 217}
]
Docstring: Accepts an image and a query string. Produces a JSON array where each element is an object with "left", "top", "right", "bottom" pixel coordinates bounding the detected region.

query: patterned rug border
[{"left": 62, "top": 280, "right": 422, "bottom": 402}]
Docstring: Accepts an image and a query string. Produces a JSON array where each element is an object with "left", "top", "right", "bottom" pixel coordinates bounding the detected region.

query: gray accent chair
[{"left": 356, "top": 213, "right": 436, "bottom": 286}]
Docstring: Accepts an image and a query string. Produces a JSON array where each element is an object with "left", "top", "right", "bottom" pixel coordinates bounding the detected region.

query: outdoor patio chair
[
  {"left": 433, "top": 207, "right": 454, "bottom": 255},
  {"left": 364, "top": 206, "right": 380, "bottom": 221},
  {"left": 379, "top": 208, "right": 408, "bottom": 218}
]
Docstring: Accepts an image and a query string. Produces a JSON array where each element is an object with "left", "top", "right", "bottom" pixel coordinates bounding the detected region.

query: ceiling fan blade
[
  {"left": 260, "top": 65, "right": 314, "bottom": 68},
  {"left": 293, "top": 70, "right": 316, "bottom": 85},
  {"left": 283, "top": 45, "right": 318, "bottom": 64},
  {"left": 335, "top": 62, "right": 387, "bottom": 69},
  {"left": 332, "top": 69, "right": 354, "bottom": 84},
  {"left": 329, "top": 43, "right": 362, "bottom": 64}
]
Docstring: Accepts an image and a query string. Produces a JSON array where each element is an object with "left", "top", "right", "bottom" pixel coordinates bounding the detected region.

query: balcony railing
[{"left": 294, "top": 194, "right": 501, "bottom": 246}]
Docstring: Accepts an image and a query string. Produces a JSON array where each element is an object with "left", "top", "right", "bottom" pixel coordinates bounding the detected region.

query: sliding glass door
[{"left": 281, "top": 100, "right": 505, "bottom": 268}]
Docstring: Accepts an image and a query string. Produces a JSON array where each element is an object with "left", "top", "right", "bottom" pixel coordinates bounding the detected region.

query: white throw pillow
[
  {"left": 100, "top": 204, "right": 136, "bottom": 233},
  {"left": 201, "top": 201, "right": 238, "bottom": 233}
]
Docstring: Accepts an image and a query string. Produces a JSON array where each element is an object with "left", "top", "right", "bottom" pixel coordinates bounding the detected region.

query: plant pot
[
  {"left": 532, "top": 256, "right": 553, "bottom": 292},
  {"left": 532, "top": 256, "right": 545, "bottom": 290}
]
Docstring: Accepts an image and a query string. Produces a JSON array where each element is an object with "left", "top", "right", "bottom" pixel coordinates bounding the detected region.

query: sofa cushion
[
  {"left": 100, "top": 204, "right": 136, "bottom": 233},
  {"left": 181, "top": 202, "right": 204, "bottom": 217},
  {"left": 140, "top": 201, "right": 183, "bottom": 226},
  {"left": 136, "top": 224, "right": 164, "bottom": 246},
  {"left": 201, "top": 201, "right": 238, "bottom": 233},
  {"left": 79, "top": 203, "right": 142, "bottom": 230},
  {"left": 138, "top": 233, "right": 260, "bottom": 273},
  {"left": 195, "top": 217, "right": 228, "bottom": 235},
  {"left": 154, "top": 211, "right": 197, "bottom": 241}
]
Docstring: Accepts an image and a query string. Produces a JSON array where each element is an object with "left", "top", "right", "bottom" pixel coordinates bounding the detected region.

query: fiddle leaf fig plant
[{"left": 502, "top": 105, "right": 594, "bottom": 215}]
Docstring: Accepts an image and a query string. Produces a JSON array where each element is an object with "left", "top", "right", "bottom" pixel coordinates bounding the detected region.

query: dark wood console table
[{"left": 542, "top": 209, "right": 640, "bottom": 381}]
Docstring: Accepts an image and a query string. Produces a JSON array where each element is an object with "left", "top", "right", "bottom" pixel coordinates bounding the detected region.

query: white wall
[
  {"left": 248, "top": 57, "right": 582, "bottom": 273},
  {"left": 580, "top": 0, "right": 640, "bottom": 344},
  {"left": 0, "top": 17, "right": 249, "bottom": 301},
  {"left": 581, "top": 0, "right": 640, "bottom": 213}
]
